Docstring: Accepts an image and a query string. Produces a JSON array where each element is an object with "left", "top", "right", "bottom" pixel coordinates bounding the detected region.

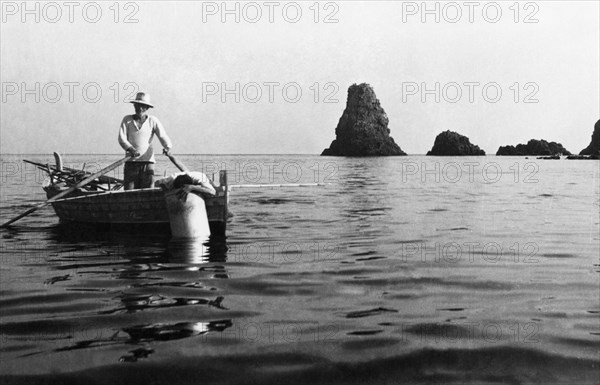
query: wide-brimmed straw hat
[{"left": 129, "top": 92, "right": 154, "bottom": 108}]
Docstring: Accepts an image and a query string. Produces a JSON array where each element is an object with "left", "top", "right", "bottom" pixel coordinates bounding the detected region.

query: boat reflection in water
[
  {"left": 123, "top": 320, "right": 233, "bottom": 343},
  {"left": 40, "top": 223, "right": 233, "bottom": 363},
  {"left": 168, "top": 234, "right": 229, "bottom": 271},
  {"left": 167, "top": 235, "right": 212, "bottom": 265},
  {"left": 49, "top": 222, "right": 229, "bottom": 263}
]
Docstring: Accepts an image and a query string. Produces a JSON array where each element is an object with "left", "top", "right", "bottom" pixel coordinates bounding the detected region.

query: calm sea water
[{"left": 0, "top": 154, "right": 598, "bottom": 384}]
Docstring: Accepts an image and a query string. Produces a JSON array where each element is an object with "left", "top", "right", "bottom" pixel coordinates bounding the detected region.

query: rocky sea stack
[
  {"left": 496, "top": 139, "right": 571, "bottom": 156},
  {"left": 426, "top": 130, "right": 485, "bottom": 156},
  {"left": 321, "top": 83, "right": 406, "bottom": 156},
  {"left": 579, "top": 119, "right": 600, "bottom": 156}
]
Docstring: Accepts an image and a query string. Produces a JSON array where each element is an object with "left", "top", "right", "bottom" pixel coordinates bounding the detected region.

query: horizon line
[
  {"left": 6, "top": 153, "right": 324, "bottom": 156},
  {"left": 2, "top": 153, "right": 587, "bottom": 159}
]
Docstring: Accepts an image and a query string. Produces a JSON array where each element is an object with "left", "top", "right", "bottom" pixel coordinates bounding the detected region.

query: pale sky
[{"left": 1, "top": 1, "right": 598, "bottom": 155}]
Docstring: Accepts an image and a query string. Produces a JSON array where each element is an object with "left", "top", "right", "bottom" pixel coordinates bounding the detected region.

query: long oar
[
  {"left": 1, "top": 156, "right": 132, "bottom": 228},
  {"left": 163, "top": 150, "right": 188, "bottom": 172},
  {"left": 228, "top": 183, "right": 325, "bottom": 190}
]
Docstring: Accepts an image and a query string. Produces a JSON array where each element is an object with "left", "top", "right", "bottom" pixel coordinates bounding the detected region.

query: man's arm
[
  {"left": 118, "top": 117, "right": 134, "bottom": 151},
  {"left": 183, "top": 184, "right": 216, "bottom": 196},
  {"left": 177, "top": 172, "right": 217, "bottom": 200},
  {"left": 186, "top": 172, "right": 216, "bottom": 196},
  {"left": 152, "top": 117, "right": 173, "bottom": 153},
  {"left": 118, "top": 117, "right": 139, "bottom": 156}
]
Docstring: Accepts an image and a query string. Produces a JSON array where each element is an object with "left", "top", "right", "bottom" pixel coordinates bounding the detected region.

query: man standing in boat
[{"left": 118, "top": 92, "right": 173, "bottom": 190}]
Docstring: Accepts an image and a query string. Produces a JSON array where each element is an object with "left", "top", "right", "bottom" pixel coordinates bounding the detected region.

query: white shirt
[{"left": 118, "top": 115, "right": 172, "bottom": 163}]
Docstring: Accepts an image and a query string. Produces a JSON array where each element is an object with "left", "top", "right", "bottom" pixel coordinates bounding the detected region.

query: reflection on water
[
  {"left": 123, "top": 320, "right": 233, "bottom": 343},
  {"left": 47, "top": 319, "right": 233, "bottom": 364},
  {"left": 47, "top": 222, "right": 229, "bottom": 265},
  {"left": 168, "top": 236, "right": 228, "bottom": 265}
]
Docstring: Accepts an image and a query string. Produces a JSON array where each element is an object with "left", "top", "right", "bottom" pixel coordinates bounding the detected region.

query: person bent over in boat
[
  {"left": 156, "top": 172, "right": 217, "bottom": 201},
  {"left": 118, "top": 92, "right": 172, "bottom": 190}
]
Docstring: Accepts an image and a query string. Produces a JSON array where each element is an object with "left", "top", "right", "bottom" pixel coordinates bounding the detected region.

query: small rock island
[
  {"left": 496, "top": 139, "right": 571, "bottom": 156},
  {"left": 321, "top": 83, "right": 406, "bottom": 156},
  {"left": 579, "top": 119, "right": 600, "bottom": 156},
  {"left": 426, "top": 130, "right": 485, "bottom": 156}
]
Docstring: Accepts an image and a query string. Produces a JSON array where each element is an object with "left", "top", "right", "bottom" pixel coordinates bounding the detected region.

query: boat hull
[{"left": 44, "top": 186, "right": 228, "bottom": 235}]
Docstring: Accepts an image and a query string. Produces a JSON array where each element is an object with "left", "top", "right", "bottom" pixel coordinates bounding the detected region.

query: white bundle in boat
[{"left": 157, "top": 172, "right": 216, "bottom": 239}]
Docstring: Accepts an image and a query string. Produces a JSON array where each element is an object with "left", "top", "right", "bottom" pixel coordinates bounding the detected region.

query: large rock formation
[
  {"left": 579, "top": 119, "right": 600, "bottom": 156},
  {"left": 321, "top": 83, "right": 406, "bottom": 156},
  {"left": 426, "top": 130, "right": 485, "bottom": 156},
  {"left": 496, "top": 139, "right": 571, "bottom": 156}
]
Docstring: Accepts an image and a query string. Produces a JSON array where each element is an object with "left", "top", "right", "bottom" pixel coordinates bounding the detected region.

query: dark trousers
[{"left": 124, "top": 162, "right": 155, "bottom": 190}]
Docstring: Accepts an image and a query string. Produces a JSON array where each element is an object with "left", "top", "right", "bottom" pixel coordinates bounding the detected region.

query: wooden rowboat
[
  {"left": 12, "top": 154, "right": 321, "bottom": 235},
  {"left": 33, "top": 157, "right": 229, "bottom": 236}
]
